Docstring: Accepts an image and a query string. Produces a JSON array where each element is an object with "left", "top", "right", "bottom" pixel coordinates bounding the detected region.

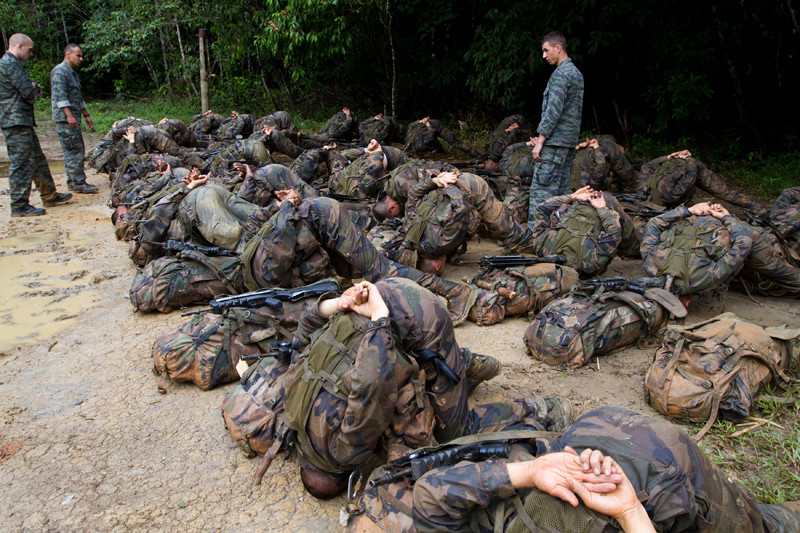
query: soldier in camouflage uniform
[
  {"left": 529, "top": 32, "right": 584, "bottom": 227},
  {"left": 483, "top": 114, "right": 531, "bottom": 171},
  {"left": 189, "top": 109, "right": 225, "bottom": 138},
  {"left": 528, "top": 187, "right": 635, "bottom": 277},
  {"left": 289, "top": 144, "right": 338, "bottom": 184},
  {"left": 88, "top": 117, "right": 154, "bottom": 173},
  {"left": 157, "top": 118, "right": 196, "bottom": 147},
  {"left": 204, "top": 137, "right": 273, "bottom": 176},
  {"left": 635, "top": 150, "right": 767, "bottom": 215},
  {"left": 254, "top": 110, "right": 298, "bottom": 137},
  {"left": 233, "top": 162, "right": 318, "bottom": 209},
  {"left": 403, "top": 116, "right": 481, "bottom": 159},
  {"left": 768, "top": 186, "right": 800, "bottom": 257},
  {"left": 570, "top": 134, "right": 634, "bottom": 192},
  {"left": 358, "top": 113, "right": 403, "bottom": 144},
  {"left": 328, "top": 139, "right": 405, "bottom": 199},
  {"left": 240, "top": 195, "right": 478, "bottom": 325},
  {"left": 250, "top": 124, "right": 303, "bottom": 159},
  {"left": 641, "top": 202, "right": 753, "bottom": 295},
  {"left": 120, "top": 125, "right": 205, "bottom": 168},
  {"left": 0, "top": 34, "right": 72, "bottom": 216},
  {"left": 298, "top": 107, "right": 359, "bottom": 148},
  {"left": 407, "top": 406, "right": 800, "bottom": 532},
  {"left": 50, "top": 43, "right": 99, "bottom": 194},
  {"left": 216, "top": 110, "right": 255, "bottom": 140}
]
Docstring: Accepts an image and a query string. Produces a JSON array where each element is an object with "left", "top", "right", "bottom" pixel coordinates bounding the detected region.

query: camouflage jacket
[
  {"left": 255, "top": 110, "right": 297, "bottom": 136},
  {"left": 328, "top": 149, "right": 388, "bottom": 199},
  {"left": 103, "top": 118, "right": 153, "bottom": 142},
  {"left": 0, "top": 52, "right": 36, "bottom": 128},
  {"left": 290, "top": 278, "right": 467, "bottom": 473},
  {"left": 405, "top": 119, "right": 480, "bottom": 157},
  {"left": 529, "top": 194, "right": 623, "bottom": 276},
  {"left": 359, "top": 115, "right": 403, "bottom": 143},
  {"left": 483, "top": 115, "right": 531, "bottom": 162},
  {"left": 499, "top": 141, "right": 534, "bottom": 179},
  {"left": 770, "top": 186, "right": 800, "bottom": 254},
  {"left": 290, "top": 146, "right": 336, "bottom": 184},
  {"left": 218, "top": 113, "right": 255, "bottom": 139},
  {"left": 157, "top": 118, "right": 195, "bottom": 147},
  {"left": 319, "top": 110, "right": 358, "bottom": 139},
  {"left": 571, "top": 134, "right": 634, "bottom": 192},
  {"left": 537, "top": 58, "right": 584, "bottom": 148},
  {"left": 384, "top": 160, "right": 454, "bottom": 208},
  {"left": 189, "top": 112, "right": 224, "bottom": 136},
  {"left": 237, "top": 163, "right": 318, "bottom": 207},
  {"left": 50, "top": 60, "right": 86, "bottom": 124},
  {"left": 413, "top": 406, "right": 789, "bottom": 533},
  {"left": 640, "top": 206, "right": 752, "bottom": 294}
]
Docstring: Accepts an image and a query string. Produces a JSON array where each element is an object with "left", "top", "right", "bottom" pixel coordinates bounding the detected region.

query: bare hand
[
  {"left": 588, "top": 191, "right": 607, "bottom": 209},
  {"left": 338, "top": 281, "right": 389, "bottom": 320},
  {"left": 688, "top": 201, "right": 712, "bottom": 216},
  {"left": 433, "top": 171, "right": 459, "bottom": 188},
  {"left": 85, "top": 116, "right": 94, "bottom": 130},
  {"left": 261, "top": 125, "right": 273, "bottom": 135},
  {"left": 155, "top": 160, "right": 171, "bottom": 174},
  {"left": 570, "top": 185, "right": 594, "bottom": 202},
  {"left": 365, "top": 139, "right": 381, "bottom": 153},
  {"left": 276, "top": 189, "right": 302, "bottom": 206},
  {"left": 505, "top": 122, "right": 519, "bottom": 133},
  {"left": 67, "top": 114, "right": 78, "bottom": 128},
  {"left": 668, "top": 149, "right": 692, "bottom": 159},
  {"left": 232, "top": 162, "right": 253, "bottom": 179},
  {"left": 204, "top": 109, "right": 213, "bottom": 117},
  {"left": 158, "top": 117, "right": 168, "bottom": 126},
  {"left": 183, "top": 173, "right": 209, "bottom": 189},
  {"left": 708, "top": 203, "right": 730, "bottom": 220},
  {"left": 123, "top": 126, "right": 137, "bottom": 143}
]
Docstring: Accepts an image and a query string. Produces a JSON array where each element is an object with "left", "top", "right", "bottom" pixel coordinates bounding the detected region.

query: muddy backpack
[
  {"left": 525, "top": 284, "right": 686, "bottom": 369},
  {"left": 284, "top": 311, "right": 431, "bottom": 475},
  {"left": 129, "top": 250, "right": 245, "bottom": 313},
  {"left": 403, "top": 185, "right": 480, "bottom": 258},
  {"left": 644, "top": 312, "right": 799, "bottom": 440},
  {"left": 646, "top": 157, "right": 698, "bottom": 207},
  {"left": 152, "top": 301, "right": 303, "bottom": 392},
  {"left": 468, "top": 263, "right": 580, "bottom": 326},
  {"left": 547, "top": 203, "right": 608, "bottom": 273}
]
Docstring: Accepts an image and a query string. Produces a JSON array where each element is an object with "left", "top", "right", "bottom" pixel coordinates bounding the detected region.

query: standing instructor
[
  {"left": 50, "top": 43, "right": 98, "bottom": 194},
  {"left": 528, "top": 31, "right": 584, "bottom": 228},
  {"left": 0, "top": 33, "right": 72, "bottom": 217}
]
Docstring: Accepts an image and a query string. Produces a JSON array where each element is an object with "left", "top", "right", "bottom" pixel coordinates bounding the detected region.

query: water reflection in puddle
[
  {"left": 0, "top": 232, "right": 99, "bottom": 353},
  {"left": 0, "top": 160, "right": 66, "bottom": 178}
]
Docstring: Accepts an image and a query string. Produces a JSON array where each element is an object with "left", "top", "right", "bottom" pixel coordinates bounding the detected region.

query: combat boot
[
  {"left": 463, "top": 349, "right": 501, "bottom": 392},
  {"left": 42, "top": 192, "right": 73, "bottom": 207},
  {"left": 68, "top": 181, "right": 99, "bottom": 194},
  {"left": 441, "top": 282, "right": 478, "bottom": 326},
  {"left": 11, "top": 205, "right": 46, "bottom": 217},
  {"left": 544, "top": 397, "right": 574, "bottom": 431}
]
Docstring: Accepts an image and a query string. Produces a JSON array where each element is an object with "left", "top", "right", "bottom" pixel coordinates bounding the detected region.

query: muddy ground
[{"left": 1, "top": 124, "right": 799, "bottom": 532}]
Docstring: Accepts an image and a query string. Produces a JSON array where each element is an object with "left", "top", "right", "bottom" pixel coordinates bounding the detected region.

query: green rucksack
[
  {"left": 550, "top": 203, "right": 605, "bottom": 270},
  {"left": 403, "top": 185, "right": 479, "bottom": 258},
  {"left": 646, "top": 157, "right": 697, "bottom": 207}
]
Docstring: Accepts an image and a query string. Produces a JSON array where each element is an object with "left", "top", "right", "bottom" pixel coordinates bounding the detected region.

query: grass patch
[{"left": 700, "top": 385, "right": 800, "bottom": 504}]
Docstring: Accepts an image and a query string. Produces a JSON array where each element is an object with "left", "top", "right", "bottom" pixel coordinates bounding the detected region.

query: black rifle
[
  {"left": 238, "top": 340, "right": 293, "bottom": 366},
  {"left": 578, "top": 276, "right": 668, "bottom": 295},
  {"left": 324, "top": 192, "right": 368, "bottom": 203},
  {"left": 163, "top": 239, "right": 238, "bottom": 257},
  {"left": 181, "top": 278, "right": 342, "bottom": 316},
  {"left": 624, "top": 208, "right": 667, "bottom": 218},
  {"left": 612, "top": 193, "right": 649, "bottom": 203},
  {"left": 370, "top": 442, "right": 512, "bottom": 487},
  {"left": 457, "top": 255, "right": 566, "bottom": 268}
]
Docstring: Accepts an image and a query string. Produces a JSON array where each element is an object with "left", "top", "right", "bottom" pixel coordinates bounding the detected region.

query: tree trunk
[
  {"left": 157, "top": 25, "right": 174, "bottom": 98},
  {"left": 787, "top": 0, "right": 800, "bottom": 36},
  {"left": 256, "top": 55, "right": 279, "bottom": 109},
  {"left": 199, "top": 28, "right": 209, "bottom": 112},
  {"left": 142, "top": 53, "right": 159, "bottom": 87},
  {"left": 174, "top": 15, "right": 198, "bottom": 97},
  {"left": 60, "top": 8, "right": 69, "bottom": 44}
]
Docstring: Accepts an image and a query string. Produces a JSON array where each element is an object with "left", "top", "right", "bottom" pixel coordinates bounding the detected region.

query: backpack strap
[{"left": 178, "top": 250, "right": 242, "bottom": 295}]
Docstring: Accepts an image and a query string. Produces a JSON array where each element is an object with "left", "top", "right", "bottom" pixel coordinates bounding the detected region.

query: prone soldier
[{"left": 403, "top": 116, "right": 481, "bottom": 159}]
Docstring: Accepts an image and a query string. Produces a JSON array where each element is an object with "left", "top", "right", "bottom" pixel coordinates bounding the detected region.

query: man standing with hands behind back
[
  {"left": 529, "top": 31, "right": 584, "bottom": 228},
  {"left": 51, "top": 43, "right": 98, "bottom": 194},
  {"left": 0, "top": 33, "right": 72, "bottom": 217}
]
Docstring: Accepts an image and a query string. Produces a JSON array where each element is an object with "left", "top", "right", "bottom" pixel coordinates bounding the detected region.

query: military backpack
[
  {"left": 403, "top": 185, "right": 479, "bottom": 258},
  {"left": 644, "top": 312, "right": 799, "bottom": 440}
]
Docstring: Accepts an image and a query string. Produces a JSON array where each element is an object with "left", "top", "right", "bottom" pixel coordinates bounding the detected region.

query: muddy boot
[
  {"left": 43, "top": 192, "right": 73, "bottom": 207},
  {"left": 463, "top": 349, "right": 501, "bottom": 392},
  {"left": 438, "top": 280, "right": 477, "bottom": 326},
  {"left": 544, "top": 397, "right": 574, "bottom": 431}
]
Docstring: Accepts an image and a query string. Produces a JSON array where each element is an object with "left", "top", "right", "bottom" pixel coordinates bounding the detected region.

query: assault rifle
[
  {"left": 578, "top": 276, "right": 673, "bottom": 295},
  {"left": 457, "top": 255, "right": 566, "bottom": 269},
  {"left": 238, "top": 340, "right": 293, "bottom": 366},
  {"left": 623, "top": 208, "right": 667, "bottom": 218},
  {"left": 324, "top": 192, "right": 369, "bottom": 203},
  {"left": 181, "top": 278, "right": 342, "bottom": 316},
  {"left": 612, "top": 193, "right": 649, "bottom": 203},
  {"left": 370, "top": 442, "right": 513, "bottom": 487},
  {"left": 163, "top": 239, "right": 238, "bottom": 257}
]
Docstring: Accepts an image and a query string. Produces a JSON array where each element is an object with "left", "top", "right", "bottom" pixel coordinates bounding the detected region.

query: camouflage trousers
[
  {"left": 264, "top": 130, "right": 302, "bottom": 159},
  {"left": 739, "top": 231, "right": 800, "bottom": 297},
  {"left": 461, "top": 173, "right": 532, "bottom": 252},
  {"left": 55, "top": 122, "right": 88, "bottom": 185},
  {"left": 528, "top": 145, "right": 575, "bottom": 229},
  {"left": 2, "top": 125, "right": 57, "bottom": 210}
]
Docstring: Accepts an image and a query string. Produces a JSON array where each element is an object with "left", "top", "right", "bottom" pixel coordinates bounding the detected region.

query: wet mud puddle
[{"left": 0, "top": 231, "right": 99, "bottom": 354}]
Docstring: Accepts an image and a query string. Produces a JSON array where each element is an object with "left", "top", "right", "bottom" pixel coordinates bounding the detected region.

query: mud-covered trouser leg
[
  {"left": 3, "top": 125, "right": 57, "bottom": 210},
  {"left": 463, "top": 174, "right": 533, "bottom": 251},
  {"left": 742, "top": 232, "right": 800, "bottom": 297},
  {"left": 55, "top": 122, "right": 87, "bottom": 185},
  {"left": 528, "top": 145, "right": 574, "bottom": 230}
]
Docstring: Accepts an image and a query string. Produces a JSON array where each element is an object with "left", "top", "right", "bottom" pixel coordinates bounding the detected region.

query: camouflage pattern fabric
[
  {"left": 236, "top": 163, "right": 318, "bottom": 208},
  {"left": 468, "top": 263, "right": 580, "bottom": 326},
  {"left": 177, "top": 183, "right": 258, "bottom": 252},
  {"left": 484, "top": 115, "right": 531, "bottom": 162},
  {"left": 157, "top": 118, "right": 196, "bottom": 147},
  {"left": 205, "top": 139, "right": 272, "bottom": 176},
  {"left": 189, "top": 112, "right": 224, "bottom": 136},
  {"left": 528, "top": 192, "right": 623, "bottom": 276},
  {"left": 645, "top": 313, "right": 797, "bottom": 438},
  {"left": 536, "top": 57, "right": 584, "bottom": 148},
  {"left": 500, "top": 141, "right": 534, "bottom": 179},
  {"left": 257, "top": 128, "right": 302, "bottom": 159},
  {"left": 367, "top": 225, "right": 417, "bottom": 267},
  {"left": 412, "top": 406, "right": 800, "bottom": 532},
  {"left": 528, "top": 145, "right": 575, "bottom": 225},
  {"left": 501, "top": 180, "right": 531, "bottom": 225},
  {"left": 130, "top": 125, "right": 205, "bottom": 168},
  {"left": 55, "top": 122, "right": 88, "bottom": 186},
  {"left": 769, "top": 186, "right": 800, "bottom": 257},
  {"left": 404, "top": 118, "right": 480, "bottom": 158},
  {"left": 114, "top": 153, "right": 182, "bottom": 191},
  {"left": 290, "top": 146, "right": 336, "bottom": 184},
  {"left": 358, "top": 115, "right": 403, "bottom": 143},
  {"left": 217, "top": 113, "right": 255, "bottom": 139},
  {"left": 254, "top": 110, "right": 298, "bottom": 136},
  {"left": 297, "top": 110, "right": 358, "bottom": 148},
  {"left": 384, "top": 159, "right": 454, "bottom": 208},
  {"left": 734, "top": 222, "right": 800, "bottom": 297},
  {"left": 0, "top": 52, "right": 36, "bottom": 128},
  {"left": 2, "top": 125, "right": 57, "bottom": 210},
  {"left": 640, "top": 206, "right": 752, "bottom": 294},
  {"left": 50, "top": 60, "right": 86, "bottom": 124},
  {"left": 524, "top": 286, "right": 676, "bottom": 368},
  {"left": 328, "top": 150, "right": 388, "bottom": 199}
]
